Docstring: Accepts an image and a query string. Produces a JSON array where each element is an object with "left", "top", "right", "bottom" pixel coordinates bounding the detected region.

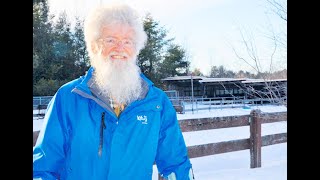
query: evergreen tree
[
  {"left": 192, "top": 68, "right": 204, "bottom": 76},
  {"left": 138, "top": 14, "right": 172, "bottom": 85},
  {"left": 33, "top": 5, "right": 88, "bottom": 95},
  {"left": 51, "top": 11, "right": 76, "bottom": 80},
  {"left": 159, "top": 44, "right": 189, "bottom": 78},
  {"left": 209, "top": 66, "right": 219, "bottom": 77},
  {"left": 138, "top": 14, "right": 191, "bottom": 88},
  {"left": 209, "top": 65, "right": 235, "bottom": 78},
  {"left": 33, "top": 0, "right": 56, "bottom": 95},
  {"left": 72, "top": 17, "right": 90, "bottom": 72}
]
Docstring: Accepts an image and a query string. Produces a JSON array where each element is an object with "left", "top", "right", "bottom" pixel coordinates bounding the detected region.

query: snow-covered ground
[
  {"left": 178, "top": 103, "right": 287, "bottom": 120},
  {"left": 33, "top": 104, "right": 287, "bottom": 180}
]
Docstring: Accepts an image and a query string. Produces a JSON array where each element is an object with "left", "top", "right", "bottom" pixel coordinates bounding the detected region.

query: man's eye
[
  {"left": 124, "top": 40, "right": 133, "bottom": 45},
  {"left": 106, "top": 38, "right": 115, "bottom": 43}
]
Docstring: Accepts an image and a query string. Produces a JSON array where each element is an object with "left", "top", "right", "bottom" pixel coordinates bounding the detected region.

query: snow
[
  {"left": 33, "top": 104, "right": 287, "bottom": 179},
  {"left": 182, "top": 143, "right": 287, "bottom": 180},
  {"left": 178, "top": 104, "right": 287, "bottom": 120}
]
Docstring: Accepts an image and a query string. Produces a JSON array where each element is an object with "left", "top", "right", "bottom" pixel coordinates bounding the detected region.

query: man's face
[
  {"left": 98, "top": 23, "right": 136, "bottom": 62},
  {"left": 90, "top": 23, "right": 142, "bottom": 105}
]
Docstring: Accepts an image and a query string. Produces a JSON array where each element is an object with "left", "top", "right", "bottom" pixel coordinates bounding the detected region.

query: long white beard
[{"left": 91, "top": 52, "right": 142, "bottom": 105}]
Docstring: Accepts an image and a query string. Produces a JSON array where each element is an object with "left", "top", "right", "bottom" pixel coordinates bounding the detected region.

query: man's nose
[{"left": 114, "top": 41, "right": 125, "bottom": 50}]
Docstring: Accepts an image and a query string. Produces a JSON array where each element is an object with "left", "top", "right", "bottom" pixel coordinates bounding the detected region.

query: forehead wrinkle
[{"left": 100, "top": 24, "right": 135, "bottom": 40}]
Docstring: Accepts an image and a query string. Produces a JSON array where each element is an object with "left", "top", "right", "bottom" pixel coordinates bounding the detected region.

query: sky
[
  {"left": 47, "top": 0, "right": 287, "bottom": 76},
  {"left": 33, "top": 104, "right": 287, "bottom": 179}
]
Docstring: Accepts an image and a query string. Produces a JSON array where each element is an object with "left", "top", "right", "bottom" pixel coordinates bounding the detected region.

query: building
[{"left": 161, "top": 76, "right": 287, "bottom": 103}]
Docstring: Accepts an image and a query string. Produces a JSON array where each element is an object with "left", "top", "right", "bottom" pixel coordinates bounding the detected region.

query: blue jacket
[{"left": 33, "top": 67, "right": 192, "bottom": 180}]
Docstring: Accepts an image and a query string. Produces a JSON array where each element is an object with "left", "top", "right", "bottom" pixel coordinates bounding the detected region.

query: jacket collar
[{"left": 73, "top": 66, "right": 95, "bottom": 95}]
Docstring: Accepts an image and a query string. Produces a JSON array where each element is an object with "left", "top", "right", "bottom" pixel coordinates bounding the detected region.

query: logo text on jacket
[{"left": 137, "top": 115, "right": 148, "bottom": 124}]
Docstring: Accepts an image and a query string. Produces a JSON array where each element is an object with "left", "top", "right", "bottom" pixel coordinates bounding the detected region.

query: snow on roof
[
  {"left": 161, "top": 76, "right": 287, "bottom": 84},
  {"left": 161, "top": 76, "right": 206, "bottom": 81},
  {"left": 241, "top": 78, "right": 287, "bottom": 83},
  {"left": 199, "top": 78, "right": 248, "bottom": 83}
]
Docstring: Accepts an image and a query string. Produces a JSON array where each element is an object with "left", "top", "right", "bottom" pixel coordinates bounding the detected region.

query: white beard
[{"left": 91, "top": 52, "right": 142, "bottom": 105}]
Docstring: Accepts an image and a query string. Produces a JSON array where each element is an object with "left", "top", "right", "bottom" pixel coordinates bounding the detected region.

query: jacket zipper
[{"left": 98, "top": 112, "right": 106, "bottom": 157}]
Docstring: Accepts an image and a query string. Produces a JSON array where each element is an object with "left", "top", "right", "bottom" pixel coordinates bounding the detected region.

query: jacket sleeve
[
  {"left": 33, "top": 92, "right": 69, "bottom": 180},
  {"left": 155, "top": 95, "right": 192, "bottom": 180}
]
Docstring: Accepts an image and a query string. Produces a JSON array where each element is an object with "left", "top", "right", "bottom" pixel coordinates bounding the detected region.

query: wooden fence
[
  {"left": 33, "top": 110, "right": 287, "bottom": 179},
  {"left": 159, "top": 109, "right": 287, "bottom": 179}
]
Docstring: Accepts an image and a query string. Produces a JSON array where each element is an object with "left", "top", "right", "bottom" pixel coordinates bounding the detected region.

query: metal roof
[
  {"left": 241, "top": 78, "right": 287, "bottom": 83},
  {"left": 199, "top": 78, "right": 249, "bottom": 83},
  {"left": 161, "top": 76, "right": 206, "bottom": 81},
  {"left": 162, "top": 76, "right": 287, "bottom": 84}
]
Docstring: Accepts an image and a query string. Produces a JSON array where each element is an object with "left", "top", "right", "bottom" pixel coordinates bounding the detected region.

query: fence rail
[
  {"left": 32, "top": 109, "right": 287, "bottom": 180},
  {"left": 158, "top": 110, "right": 287, "bottom": 180}
]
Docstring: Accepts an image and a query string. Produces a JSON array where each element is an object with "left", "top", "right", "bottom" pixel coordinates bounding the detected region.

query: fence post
[{"left": 249, "top": 109, "right": 262, "bottom": 168}]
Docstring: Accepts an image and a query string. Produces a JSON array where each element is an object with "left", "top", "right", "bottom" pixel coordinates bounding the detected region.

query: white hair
[{"left": 84, "top": 3, "right": 147, "bottom": 61}]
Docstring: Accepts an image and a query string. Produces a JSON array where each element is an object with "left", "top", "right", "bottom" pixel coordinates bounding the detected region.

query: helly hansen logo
[{"left": 137, "top": 115, "right": 148, "bottom": 124}]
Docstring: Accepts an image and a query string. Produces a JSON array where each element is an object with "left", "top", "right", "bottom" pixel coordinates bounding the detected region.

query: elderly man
[{"left": 33, "top": 3, "right": 194, "bottom": 180}]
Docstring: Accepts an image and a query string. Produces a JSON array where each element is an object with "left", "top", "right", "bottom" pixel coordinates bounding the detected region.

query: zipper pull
[{"left": 101, "top": 112, "right": 106, "bottom": 129}]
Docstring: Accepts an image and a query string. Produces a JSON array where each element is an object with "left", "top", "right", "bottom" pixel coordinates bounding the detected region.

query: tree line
[
  {"left": 33, "top": 0, "right": 190, "bottom": 96},
  {"left": 33, "top": 0, "right": 286, "bottom": 96},
  {"left": 205, "top": 66, "right": 286, "bottom": 79}
]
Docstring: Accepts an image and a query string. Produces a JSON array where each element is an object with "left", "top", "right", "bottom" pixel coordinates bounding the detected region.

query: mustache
[
  {"left": 109, "top": 51, "right": 128, "bottom": 56},
  {"left": 104, "top": 51, "right": 129, "bottom": 59}
]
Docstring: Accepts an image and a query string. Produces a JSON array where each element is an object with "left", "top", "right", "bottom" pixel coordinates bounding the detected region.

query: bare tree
[
  {"left": 266, "top": 0, "right": 287, "bottom": 22},
  {"left": 264, "top": 0, "right": 287, "bottom": 59},
  {"left": 214, "top": 78, "right": 286, "bottom": 108},
  {"left": 229, "top": 0, "right": 287, "bottom": 107}
]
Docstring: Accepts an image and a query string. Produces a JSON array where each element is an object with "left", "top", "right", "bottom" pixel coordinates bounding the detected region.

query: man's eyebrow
[{"left": 103, "top": 36, "right": 133, "bottom": 40}]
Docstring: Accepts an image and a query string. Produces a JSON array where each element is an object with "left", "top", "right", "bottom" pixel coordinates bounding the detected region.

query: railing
[
  {"left": 170, "top": 96, "right": 287, "bottom": 114},
  {"left": 33, "top": 96, "right": 53, "bottom": 109}
]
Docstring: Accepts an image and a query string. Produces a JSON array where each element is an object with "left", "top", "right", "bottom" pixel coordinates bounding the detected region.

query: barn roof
[
  {"left": 241, "top": 78, "right": 287, "bottom": 83},
  {"left": 162, "top": 76, "right": 287, "bottom": 84},
  {"left": 161, "top": 76, "right": 206, "bottom": 81},
  {"left": 199, "top": 78, "right": 249, "bottom": 83}
]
